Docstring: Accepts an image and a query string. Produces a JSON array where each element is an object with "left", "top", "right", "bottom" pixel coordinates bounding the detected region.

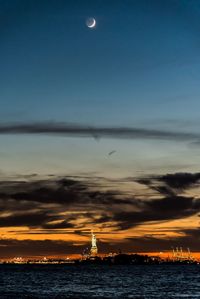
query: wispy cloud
[{"left": 0, "top": 122, "right": 199, "bottom": 141}]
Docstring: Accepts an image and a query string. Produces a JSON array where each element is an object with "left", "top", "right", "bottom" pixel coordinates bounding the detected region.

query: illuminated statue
[{"left": 90, "top": 230, "right": 98, "bottom": 256}]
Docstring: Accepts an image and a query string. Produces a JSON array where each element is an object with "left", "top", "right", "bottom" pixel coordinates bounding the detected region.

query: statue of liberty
[{"left": 90, "top": 230, "right": 98, "bottom": 256}]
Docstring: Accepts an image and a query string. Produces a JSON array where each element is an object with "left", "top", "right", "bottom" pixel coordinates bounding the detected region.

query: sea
[{"left": 0, "top": 264, "right": 199, "bottom": 299}]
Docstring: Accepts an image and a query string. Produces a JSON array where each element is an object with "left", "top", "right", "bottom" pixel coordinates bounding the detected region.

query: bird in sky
[{"left": 108, "top": 150, "right": 116, "bottom": 156}]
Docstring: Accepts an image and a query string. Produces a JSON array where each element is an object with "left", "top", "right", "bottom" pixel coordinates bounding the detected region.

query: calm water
[{"left": 0, "top": 264, "right": 200, "bottom": 298}]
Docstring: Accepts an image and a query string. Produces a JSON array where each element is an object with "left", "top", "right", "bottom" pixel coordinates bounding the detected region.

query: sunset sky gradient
[{"left": 0, "top": 0, "right": 200, "bottom": 258}]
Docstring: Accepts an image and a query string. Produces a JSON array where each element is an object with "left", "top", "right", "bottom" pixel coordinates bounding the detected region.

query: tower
[{"left": 90, "top": 230, "right": 98, "bottom": 256}]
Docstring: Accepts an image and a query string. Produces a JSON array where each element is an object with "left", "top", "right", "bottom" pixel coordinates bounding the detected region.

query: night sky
[{"left": 0, "top": 0, "right": 200, "bottom": 257}]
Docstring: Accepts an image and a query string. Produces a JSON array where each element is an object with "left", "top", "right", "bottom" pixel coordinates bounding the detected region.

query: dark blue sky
[{"left": 1, "top": 0, "right": 200, "bottom": 176}]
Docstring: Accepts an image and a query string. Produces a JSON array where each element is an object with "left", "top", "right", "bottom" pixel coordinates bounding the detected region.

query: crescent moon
[{"left": 87, "top": 18, "right": 96, "bottom": 28}]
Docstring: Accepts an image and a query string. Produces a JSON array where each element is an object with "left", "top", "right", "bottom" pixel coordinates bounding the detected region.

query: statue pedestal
[{"left": 90, "top": 246, "right": 98, "bottom": 256}]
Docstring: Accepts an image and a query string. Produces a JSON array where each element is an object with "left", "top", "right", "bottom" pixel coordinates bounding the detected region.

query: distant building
[{"left": 90, "top": 230, "right": 98, "bottom": 256}]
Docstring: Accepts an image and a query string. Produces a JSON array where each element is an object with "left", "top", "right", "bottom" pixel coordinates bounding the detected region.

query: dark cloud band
[{"left": 0, "top": 122, "right": 198, "bottom": 141}]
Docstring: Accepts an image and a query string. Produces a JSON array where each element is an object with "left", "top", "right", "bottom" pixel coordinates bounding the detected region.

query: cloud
[
  {"left": 0, "top": 121, "right": 199, "bottom": 141},
  {"left": 0, "top": 172, "right": 199, "bottom": 233},
  {"left": 0, "top": 171, "right": 199, "bottom": 256},
  {"left": 157, "top": 172, "right": 200, "bottom": 190},
  {"left": 137, "top": 172, "right": 200, "bottom": 196},
  {"left": 119, "top": 172, "right": 200, "bottom": 230},
  {"left": 0, "top": 175, "right": 135, "bottom": 230},
  {"left": 0, "top": 211, "right": 58, "bottom": 228},
  {"left": 113, "top": 195, "right": 200, "bottom": 230}
]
